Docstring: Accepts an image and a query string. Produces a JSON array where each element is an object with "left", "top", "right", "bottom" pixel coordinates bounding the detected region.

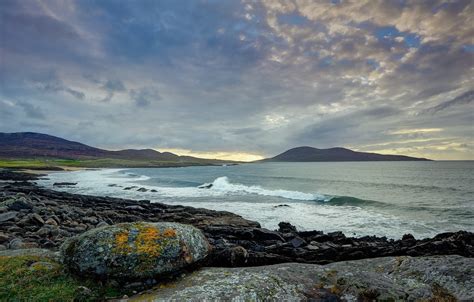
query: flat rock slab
[
  {"left": 130, "top": 255, "right": 473, "bottom": 301},
  {"left": 0, "top": 248, "right": 59, "bottom": 260}
]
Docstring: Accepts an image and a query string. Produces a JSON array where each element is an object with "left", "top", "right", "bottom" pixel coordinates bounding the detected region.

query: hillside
[
  {"left": 263, "top": 146, "right": 430, "bottom": 162},
  {"left": 0, "top": 132, "right": 229, "bottom": 168}
]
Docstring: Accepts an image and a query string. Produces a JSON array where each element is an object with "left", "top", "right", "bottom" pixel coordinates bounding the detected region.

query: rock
[
  {"left": 278, "top": 221, "right": 297, "bottom": 233},
  {"left": 9, "top": 238, "right": 25, "bottom": 249},
  {"left": 150, "top": 189, "right": 157, "bottom": 193},
  {"left": 1, "top": 197, "right": 33, "bottom": 211},
  {"left": 124, "top": 186, "right": 137, "bottom": 190},
  {"left": 82, "top": 216, "right": 98, "bottom": 224},
  {"left": 402, "top": 233, "right": 415, "bottom": 241},
  {"left": 129, "top": 256, "right": 474, "bottom": 301},
  {"left": 198, "top": 183, "right": 213, "bottom": 189},
  {"left": 252, "top": 228, "right": 285, "bottom": 242},
  {"left": 75, "top": 286, "right": 93, "bottom": 300},
  {"left": 125, "top": 205, "right": 145, "bottom": 211},
  {"left": 96, "top": 221, "right": 109, "bottom": 228},
  {"left": 53, "top": 182, "right": 77, "bottom": 186},
  {"left": 0, "top": 232, "right": 9, "bottom": 243},
  {"left": 60, "top": 222, "right": 210, "bottom": 279},
  {"left": 0, "top": 211, "right": 18, "bottom": 222},
  {"left": 30, "top": 213, "right": 45, "bottom": 225},
  {"left": 45, "top": 218, "right": 58, "bottom": 226},
  {"left": 210, "top": 246, "right": 249, "bottom": 267},
  {"left": 289, "top": 236, "right": 307, "bottom": 248},
  {"left": 137, "top": 188, "right": 148, "bottom": 192}
]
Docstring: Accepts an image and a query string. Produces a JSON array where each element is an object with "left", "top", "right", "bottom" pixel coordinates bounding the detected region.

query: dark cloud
[
  {"left": 0, "top": 0, "right": 472, "bottom": 159},
  {"left": 101, "top": 79, "right": 126, "bottom": 102},
  {"left": 423, "top": 90, "right": 474, "bottom": 114}
]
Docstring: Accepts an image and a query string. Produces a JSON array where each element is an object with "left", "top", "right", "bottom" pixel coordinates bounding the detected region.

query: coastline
[
  {"left": 1, "top": 169, "right": 472, "bottom": 262},
  {"left": 1, "top": 169, "right": 473, "bottom": 300}
]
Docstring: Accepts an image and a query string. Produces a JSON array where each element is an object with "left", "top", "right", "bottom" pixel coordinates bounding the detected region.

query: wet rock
[
  {"left": 137, "top": 188, "right": 148, "bottom": 192},
  {"left": 123, "top": 186, "right": 137, "bottom": 190},
  {"left": 252, "top": 228, "right": 284, "bottom": 242},
  {"left": 278, "top": 221, "right": 297, "bottom": 233},
  {"left": 125, "top": 205, "right": 145, "bottom": 211},
  {"left": 53, "top": 182, "right": 77, "bottom": 186},
  {"left": 129, "top": 256, "right": 474, "bottom": 301},
  {"left": 61, "top": 222, "right": 210, "bottom": 279}
]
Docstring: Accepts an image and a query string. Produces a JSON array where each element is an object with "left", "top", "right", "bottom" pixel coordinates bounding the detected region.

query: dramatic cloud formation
[{"left": 1, "top": 0, "right": 473, "bottom": 160}]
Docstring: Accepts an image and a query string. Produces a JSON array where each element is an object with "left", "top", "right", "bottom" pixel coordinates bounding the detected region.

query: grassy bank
[
  {"left": 0, "top": 158, "right": 218, "bottom": 170},
  {"left": 0, "top": 255, "right": 125, "bottom": 301}
]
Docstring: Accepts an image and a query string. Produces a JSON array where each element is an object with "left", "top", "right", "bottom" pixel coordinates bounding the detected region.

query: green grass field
[{"left": 0, "top": 157, "right": 214, "bottom": 169}]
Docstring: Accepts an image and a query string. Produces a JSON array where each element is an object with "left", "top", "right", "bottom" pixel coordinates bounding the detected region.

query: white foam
[{"left": 209, "top": 176, "right": 330, "bottom": 201}]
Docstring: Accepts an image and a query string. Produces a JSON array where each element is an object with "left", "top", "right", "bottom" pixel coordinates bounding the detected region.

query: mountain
[
  {"left": 0, "top": 132, "right": 220, "bottom": 164},
  {"left": 263, "top": 146, "right": 430, "bottom": 162}
]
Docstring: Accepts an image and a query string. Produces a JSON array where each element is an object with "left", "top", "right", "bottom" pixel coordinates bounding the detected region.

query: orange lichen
[
  {"left": 114, "top": 231, "right": 132, "bottom": 254},
  {"left": 113, "top": 224, "right": 179, "bottom": 261},
  {"left": 136, "top": 227, "right": 162, "bottom": 257},
  {"left": 163, "top": 228, "right": 177, "bottom": 238}
]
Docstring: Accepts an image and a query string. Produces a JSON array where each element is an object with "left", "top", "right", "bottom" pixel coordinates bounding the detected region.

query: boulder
[
  {"left": 0, "top": 211, "right": 18, "bottom": 222},
  {"left": 129, "top": 256, "right": 473, "bottom": 301},
  {"left": 1, "top": 196, "right": 33, "bottom": 211},
  {"left": 60, "top": 222, "right": 210, "bottom": 279}
]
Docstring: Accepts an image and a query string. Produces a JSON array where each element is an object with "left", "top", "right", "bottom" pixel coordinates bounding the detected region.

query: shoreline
[
  {"left": 1, "top": 169, "right": 472, "bottom": 264},
  {"left": 1, "top": 169, "right": 473, "bottom": 300}
]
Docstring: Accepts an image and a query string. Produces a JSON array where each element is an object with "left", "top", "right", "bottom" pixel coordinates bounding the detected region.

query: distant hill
[
  {"left": 263, "top": 146, "right": 430, "bottom": 162},
  {"left": 0, "top": 132, "right": 223, "bottom": 164}
]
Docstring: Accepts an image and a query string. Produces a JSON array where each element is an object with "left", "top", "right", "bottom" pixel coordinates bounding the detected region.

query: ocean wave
[{"left": 204, "top": 176, "right": 331, "bottom": 201}]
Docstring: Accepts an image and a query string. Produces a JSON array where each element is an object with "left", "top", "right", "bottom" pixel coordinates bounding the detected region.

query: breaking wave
[{"left": 205, "top": 176, "right": 331, "bottom": 201}]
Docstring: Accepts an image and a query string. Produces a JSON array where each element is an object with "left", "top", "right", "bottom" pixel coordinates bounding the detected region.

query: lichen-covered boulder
[{"left": 60, "top": 222, "right": 210, "bottom": 279}]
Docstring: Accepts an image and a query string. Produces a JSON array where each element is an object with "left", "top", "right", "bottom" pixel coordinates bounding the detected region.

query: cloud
[
  {"left": 0, "top": 0, "right": 472, "bottom": 160},
  {"left": 16, "top": 101, "right": 46, "bottom": 119},
  {"left": 422, "top": 90, "right": 474, "bottom": 114},
  {"left": 129, "top": 87, "right": 161, "bottom": 108},
  {"left": 101, "top": 79, "right": 126, "bottom": 102}
]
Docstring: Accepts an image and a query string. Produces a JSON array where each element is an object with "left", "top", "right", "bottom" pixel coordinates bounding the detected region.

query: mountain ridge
[
  {"left": 262, "top": 146, "right": 430, "bottom": 162},
  {"left": 0, "top": 132, "right": 218, "bottom": 163}
]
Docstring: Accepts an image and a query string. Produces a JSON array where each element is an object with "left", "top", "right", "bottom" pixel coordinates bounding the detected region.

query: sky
[{"left": 1, "top": 0, "right": 473, "bottom": 161}]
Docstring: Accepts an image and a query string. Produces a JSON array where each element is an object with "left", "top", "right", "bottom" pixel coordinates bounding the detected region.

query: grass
[
  {"left": 0, "top": 255, "right": 123, "bottom": 301},
  {"left": 0, "top": 157, "right": 216, "bottom": 169}
]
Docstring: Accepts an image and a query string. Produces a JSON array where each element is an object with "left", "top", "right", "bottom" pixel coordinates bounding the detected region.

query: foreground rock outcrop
[
  {"left": 61, "top": 222, "right": 210, "bottom": 279},
  {"left": 130, "top": 255, "right": 473, "bottom": 301}
]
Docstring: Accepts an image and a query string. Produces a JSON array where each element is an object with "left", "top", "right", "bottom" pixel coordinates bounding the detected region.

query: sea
[{"left": 38, "top": 161, "right": 474, "bottom": 239}]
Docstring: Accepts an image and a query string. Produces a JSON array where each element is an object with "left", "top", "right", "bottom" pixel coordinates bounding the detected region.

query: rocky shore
[{"left": 1, "top": 169, "right": 473, "bottom": 301}]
